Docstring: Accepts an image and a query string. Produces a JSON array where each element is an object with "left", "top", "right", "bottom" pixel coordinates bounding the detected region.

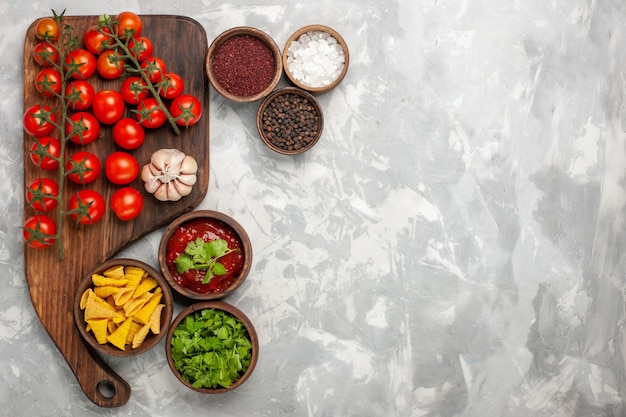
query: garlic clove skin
[
  {"left": 174, "top": 180, "right": 193, "bottom": 197},
  {"left": 141, "top": 165, "right": 162, "bottom": 194},
  {"left": 180, "top": 155, "right": 198, "bottom": 174},
  {"left": 153, "top": 184, "right": 171, "bottom": 201},
  {"left": 177, "top": 173, "right": 197, "bottom": 186}
]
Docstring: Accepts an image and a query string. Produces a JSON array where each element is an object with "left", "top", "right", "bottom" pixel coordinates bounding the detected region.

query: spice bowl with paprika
[
  {"left": 206, "top": 26, "right": 282, "bottom": 103},
  {"left": 256, "top": 87, "right": 324, "bottom": 155},
  {"left": 283, "top": 24, "right": 349, "bottom": 93},
  {"left": 165, "top": 301, "right": 259, "bottom": 393},
  {"left": 158, "top": 210, "right": 252, "bottom": 301}
]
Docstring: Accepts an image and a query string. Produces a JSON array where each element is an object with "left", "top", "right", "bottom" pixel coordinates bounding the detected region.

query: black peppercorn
[{"left": 260, "top": 92, "right": 321, "bottom": 152}]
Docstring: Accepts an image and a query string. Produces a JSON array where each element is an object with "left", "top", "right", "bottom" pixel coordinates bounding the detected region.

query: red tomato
[
  {"left": 113, "top": 118, "right": 145, "bottom": 149},
  {"left": 120, "top": 76, "right": 148, "bottom": 105},
  {"left": 170, "top": 94, "right": 203, "bottom": 127},
  {"left": 33, "top": 41, "right": 59, "bottom": 67},
  {"left": 35, "top": 17, "right": 59, "bottom": 41},
  {"left": 64, "top": 49, "right": 97, "bottom": 80},
  {"left": 35, "top": 68, "right": 62, "bottom": 97},
  {"left": 135, "top": 97, "right": 166, "bottom": 129},
  {"left": 110, "top": 187, "right": 143, "bottom": 221},
  {"left": 68, "top": 190, "right": 106, "bottom": 225},
  {"left": 105, "top": 151, "right": 139, "bottom": 185},
  {"left": 128, "top": 36, "right": 153, "bottom": 61},
  {"left": 159, "top": 72, "right": 184, "bottom": 99},
  {"left": 24, "top": 104, "right": 56, "bottom": 137},
  {"left": 29, "top": 137, "right": 61, "bottom": 170},
  {"left": 23, "top": 215, "right": 57, "bottom": 249},
  {"left": 83, "top": 25, "right": 112, "bottom": 55},
  {"left": 116, "top": 11, "right": 143, "bottom": 39},
  {"left": 66, "top": 112, "right": 100, "bottom": 145},
  {"left": 66, "top": 151, "right": 101, "bottom": 185},
  {"left": 65, "top": 80, "right": 95, "bottom": 110},
  {"left": 92, "top": 89, "right": 125, "bottom": 124},
  {"left": 25, "top": 177, "right": 59, "bottom": 212},
  {"left": 141, "top": 57, "right": 167, "bottom": 83},
  {"left": 96, "top": 49, "right": 125, "bottom": 80}
]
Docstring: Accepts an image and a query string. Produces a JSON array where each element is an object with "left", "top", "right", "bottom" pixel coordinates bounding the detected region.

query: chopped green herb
[
  {"left": 174, "top": 238, "right": 237, "bottom": 283},
  {"left": 170, "top": 308, "right": 253, "bottom": 389}
]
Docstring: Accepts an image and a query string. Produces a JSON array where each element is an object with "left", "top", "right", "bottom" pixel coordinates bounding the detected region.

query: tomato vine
[{"left": 24, "top": 10, "right": 201, "bottom": 259}]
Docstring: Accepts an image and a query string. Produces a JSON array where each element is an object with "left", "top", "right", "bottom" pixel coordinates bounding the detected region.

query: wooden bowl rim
[
  {"left": 206, "top": 26, "right": 283, "bottom": 103},
  {"left": 282, "top": 24, "right": 350, "bottom": 93},
  {"left": 256, "top": 86, "right": 324, "bottom": 155},
  {"left": 158, "top": 210, "right": 252, "bottom": 300},
  {"left": 165, "top": 301, "right": 259, "bottom": 394},
  {"left": 73, "top": 258, "right": 174, "bottom": 357}
]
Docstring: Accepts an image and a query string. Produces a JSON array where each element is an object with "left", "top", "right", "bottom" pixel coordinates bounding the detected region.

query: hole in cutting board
[{"left": 97, "top": 380, "right": 116, "bottom": 399}]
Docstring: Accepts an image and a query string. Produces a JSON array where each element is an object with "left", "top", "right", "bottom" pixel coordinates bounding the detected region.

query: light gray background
[{"left": 2, "top": 0, "right": 626, "bottom": 416}]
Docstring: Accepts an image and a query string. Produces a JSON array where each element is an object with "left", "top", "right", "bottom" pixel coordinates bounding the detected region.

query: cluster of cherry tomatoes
[{"left": 23, "top": 12, "right": 202, "bottom": 250}]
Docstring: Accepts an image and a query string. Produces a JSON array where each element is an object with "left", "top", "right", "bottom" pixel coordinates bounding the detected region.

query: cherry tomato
[
  {"left": 35, "top": 17, "right": 59, "bottom": 41},
  {"left": 141, "top": 57, "right": 167, "bottom": 83},
  {"left": 25, "top": 178, "right": 59, "bottom": 212},
  {"left": 33, "top": 41, "right": 59, "bottom": 67},
  {"left": 24, "top": 104, "right": 56, "bottom": 137},
  {"left": 64, "top": 49, "right": 97, "bottom": 80},
  {"left": 29, "top": 137, "right": 61, "bottom": 170},
  {"left": 105, "top": 151, "right": 139, "bottom": 185},
  {"left": 83, "top": 25, "right": 112, "bottom": 55},
  {"left": 23, "top": 215, "right": 57, "bottom": 249},
  {"left": 120, "top": 76, "right": 148, "bottom": 105},
  {"left": 135, "top": 97, "right": 166, "bottom": 129},
  {"left": 65, "top": 80, "right": 95, "bottom": 110},
  {"left": 159, "top": 72, "right": 184, "bottom": 100},
  {"left": 170, "top": 94, "right": 203, "bottom": 127},
  {"left": 116, "top": 11, "right": 143, "bottom": 39},
  {"left": 66, "top": 112, "right": 100, "bottom": 145},
  {"left": 113, "top": 118, "right": 145, "bottom": 150},
  {"left": 92, "top": 89, "right": 125, "bottom": 124},
  {"left": 96, "top": 49, "right": 125, "bottom": 80},
  {"left": 128, "top": 36, "right": 153, "bottom": 61},
  {"left": 35, "top": 68, "right": 62, "bottom": 97},
  {"left": 66, "top": 151, "right": 101, "bottom": 185},
  {"left": 68, "top": 190, "right": 106, "bottom": 225},
  {"left": 110, "top": 187, "right": 143, "bottom": 221}
]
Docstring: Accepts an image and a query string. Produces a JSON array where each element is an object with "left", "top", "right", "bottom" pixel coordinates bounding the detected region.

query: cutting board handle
[{"left": 72, "top": 346, "right": 131, "bottom": 407}]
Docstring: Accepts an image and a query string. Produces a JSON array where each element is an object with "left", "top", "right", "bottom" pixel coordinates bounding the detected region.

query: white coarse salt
[{"left": 286, "top": 30, "right": 345, "bottom": 88}]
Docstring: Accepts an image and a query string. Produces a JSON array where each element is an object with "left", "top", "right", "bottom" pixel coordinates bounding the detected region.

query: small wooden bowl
[
  {"left": 282, "top": 24, "right": 349, "bottom": 93},
  {"left": 165, "top": 301, "right": 259, "bottom": 393},
  {"left": 158, "top": 210, "right": 252, "bottom": 301},
  {"left": 206, "top": 26, "right": 282, "bottom": 103},
  {"left": 73, "top": 258, "right": 174, "bottom": 357},
  {"left": 256, "top": 87, "right": 324, "bottom": 155}
]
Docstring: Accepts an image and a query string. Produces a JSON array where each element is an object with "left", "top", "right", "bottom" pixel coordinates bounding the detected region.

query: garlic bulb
[{"left": 141, "top": 149, "right": 198, "bottom": 201}]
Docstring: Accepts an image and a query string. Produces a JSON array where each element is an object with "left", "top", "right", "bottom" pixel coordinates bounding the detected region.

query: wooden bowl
[
  {"left": 256, "top": 87, "right": 324, "bottom": 155},
  {"left": 158, "top": 210, "right": 252, "bottom": 300},
  {"left": 282, "top": 24, "right": 349, "bottom": 93},
  {"left": 206, "top": 26, "right": 282, "bottom": 103},
  {"left": 165, "top": 301, "right": 259, "bottom": 393},
  {"left": 73, "top": 258, "right": 174, "bottom": 357}
]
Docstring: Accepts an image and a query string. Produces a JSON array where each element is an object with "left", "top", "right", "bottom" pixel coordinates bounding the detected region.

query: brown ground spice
[{"left": 213, "top": 35, "right": 275, "bottom": 97}]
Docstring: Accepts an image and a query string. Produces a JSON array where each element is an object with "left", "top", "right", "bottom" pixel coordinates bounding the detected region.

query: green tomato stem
[{"left": 103, "top": 26, "right": 181, "bottom": 135}]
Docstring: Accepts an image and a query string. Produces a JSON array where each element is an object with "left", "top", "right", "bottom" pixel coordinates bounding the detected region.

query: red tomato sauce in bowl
[{"left": 165, "top": 217, "right": 245, "bottom": 294}]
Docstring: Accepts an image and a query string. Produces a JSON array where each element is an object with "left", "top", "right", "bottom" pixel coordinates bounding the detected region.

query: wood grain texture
[{"left": 22, "top": 15, "right": 209, "bottom": 407}]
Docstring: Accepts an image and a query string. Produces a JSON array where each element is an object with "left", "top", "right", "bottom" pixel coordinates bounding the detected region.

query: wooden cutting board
[{"left": 22, "top": 15, "right": 209, "bottom": 407}]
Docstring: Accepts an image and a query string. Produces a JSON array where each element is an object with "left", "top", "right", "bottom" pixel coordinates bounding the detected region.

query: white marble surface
[{"left": 2, "top": 0, "right": 626, "bottom": 415}]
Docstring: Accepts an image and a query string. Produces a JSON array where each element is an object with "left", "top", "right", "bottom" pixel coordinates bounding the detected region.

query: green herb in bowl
[
  {"left": 168, "top": 304, "right": 256, "bottom": 391},
  {"left": 174, "top": 237, "right": 237, "bottom": 283}
]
